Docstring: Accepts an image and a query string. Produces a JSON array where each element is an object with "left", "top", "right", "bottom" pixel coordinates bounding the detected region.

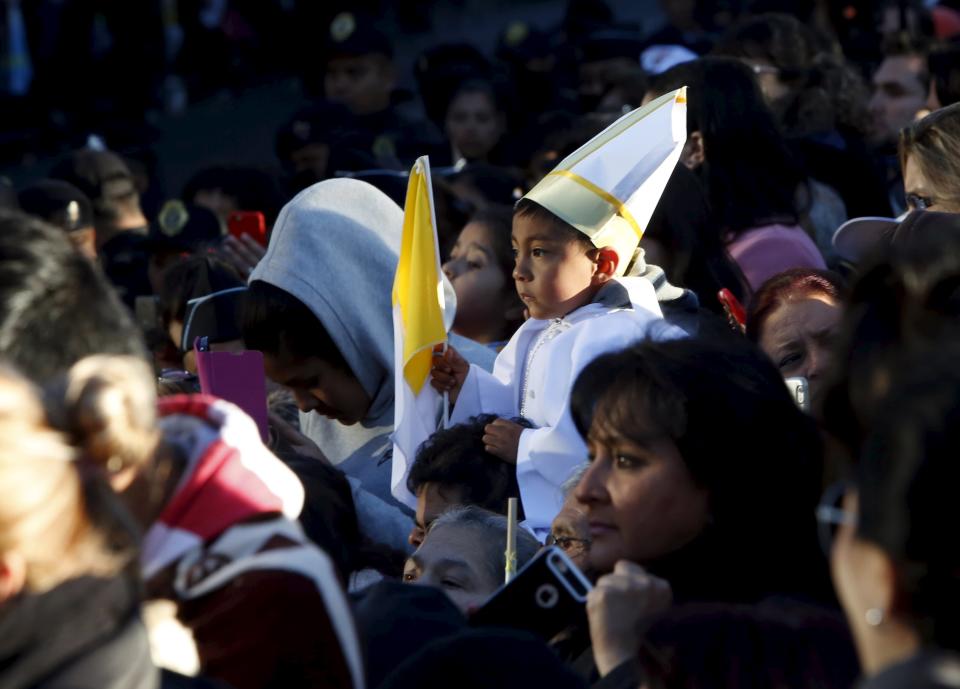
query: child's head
[
  {"left": 511, "top": 199, "right": 619, "bottom": 320},
  {"left": 241, "top": 280, "right": 372, "bottom": 425},
  {"left": 442, "top": 206, "right": 524, "bottom": 344},
  {"left": 406, "top": 413, "right": 525, "bottom": 547}
]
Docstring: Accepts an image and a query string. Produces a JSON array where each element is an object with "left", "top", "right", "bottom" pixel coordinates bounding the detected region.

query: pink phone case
[{"left": 195, "top": 346, "right": 270, "bottom": 442}]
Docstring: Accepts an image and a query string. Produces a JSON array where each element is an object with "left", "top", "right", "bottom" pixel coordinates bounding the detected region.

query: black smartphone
[{"left": 469, "top": 546, "right": 592, "bottom": 640}]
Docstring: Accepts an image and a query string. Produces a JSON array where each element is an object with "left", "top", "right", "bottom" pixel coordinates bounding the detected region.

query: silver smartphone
[{"left": 785, "top": 376, "right": 810, "bottom": 412}]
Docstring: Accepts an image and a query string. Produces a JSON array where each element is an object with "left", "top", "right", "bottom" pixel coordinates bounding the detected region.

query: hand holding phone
[
  {"left": 194, "top": 337, "right": 270, "bottom": 442},
  {"left": 227, "top": 211, "right": 267, "bottom": 247},
  {"left": 469, "top": 546, "right": 593, "bottom": 640}
]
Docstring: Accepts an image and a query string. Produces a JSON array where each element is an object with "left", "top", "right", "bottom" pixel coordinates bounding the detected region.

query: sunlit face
[
  {"left": 445, "top": 91, "right": 503, "bottom": 161},
  {"left": 324, "top": 54, "right": 394, "bottom": 116},
  {"left": 549, "top": 490, "right": 591, "bottom": 573},
  {"left": 403, "top": 524, "right": 499, "bottom": 613},
  {"left": 758, "top": 294, "right": 842, "bottom": 408},
  {"left": 443, "top": 221, "right": 515, "bottom": 343},
  {"left": 263, "top": 352, "right": 371, "bottom": 425},
  {"left": 409, "top": 483, "right": 463, "bottom": 548},
  {"left": 903, "top": 154, "right": 960, "bottom": 213},
  {"left": 868, "top": 55, "right": 927, "bottom": 146},
  {"left": 511, "top": 214, "right": 599, "bottom": 320},
  {"left": 575, "top": 416, "right": 709, "bottom": 575}
]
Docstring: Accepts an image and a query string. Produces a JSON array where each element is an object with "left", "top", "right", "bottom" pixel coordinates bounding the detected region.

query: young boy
[{"left": 430, "top": 88, "right": 688, "bottom": 536}]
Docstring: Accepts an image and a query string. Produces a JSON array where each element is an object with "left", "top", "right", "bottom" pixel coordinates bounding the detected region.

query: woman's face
[
  {"left": 402, "top": 524, "right": 499, "bottom": 613},
  {"left": 575, "top": 415, "right": 709, "bottom": 575},
  {"left": 445, "top": 91, "right": 503, "bottom": 161},
  {"left": 758, "top": 294, "right": 841, "bottom": 407},
  {"left": 903, "top": 154, "right": 960, "bottom": 213},
  {"left": 442, "top": 221, "right": 514, "bottom": 343}
]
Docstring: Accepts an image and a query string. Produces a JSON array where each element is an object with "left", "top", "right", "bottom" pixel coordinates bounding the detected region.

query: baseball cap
[
  {"left": 49, "top": 149, "right": 138, "bottom": 208},
  {"left": 17, "top": 179, "right": 94, "bottom": 232},
  {"left": 832, "top": 216, "right": 901, "bottom": 263},
  {"left": 146, "top": 200, "right": 223, "bottom": 254},
  {"left": 324, "top": 12, "right": 393, "bottom": 61}
]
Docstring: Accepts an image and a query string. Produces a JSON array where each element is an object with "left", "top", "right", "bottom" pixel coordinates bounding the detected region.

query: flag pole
[{"left": 505, "top": 497, "right": 518, "bottom": 583}]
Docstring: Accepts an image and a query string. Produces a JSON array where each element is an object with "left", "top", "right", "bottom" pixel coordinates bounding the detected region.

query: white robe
[{"left": 450, "top": 277, "right": 680, "bottom": 536}]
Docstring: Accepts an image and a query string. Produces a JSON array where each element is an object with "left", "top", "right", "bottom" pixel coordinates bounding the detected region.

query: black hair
[
  {"left": 279, "top": 451, "right": 405, "bottom": 585},
  {"left": 715, "top": 13, "right": 872, "bottom": 138},
  {"left": 821, "top": 212, "right": 960, "bottom": 453},
  {"left": 0, "top": 210, "right": 147, "bottom": 383},
  {"left": 571, "top": 335, "right": 831, "bottom": 603},
  {"left": 854, "top": 347, "right": 960, "bottom": 650},
  {"left": 182, "top": 165, "right": 285, "bottom": 226},
  {"left": 158, "top": 255, "right": 243, "bottom": 329},
  {"left": 445, "top": 79, "right": 503, "bottom": 120},
  {"left": 241, "top": 280, "right": 350, "bottom": 371},
  {"left": 643, "top": 164, "right": 748, "bottom": 312},
  {"left": 513, "top": 198, "right": 594, "bottom": 251},
  {"left": 407, "top": 414, "right": 525, "bottom": 519},
  {"left": 649, "top": 57, "right": 805, "bottom": 236}
]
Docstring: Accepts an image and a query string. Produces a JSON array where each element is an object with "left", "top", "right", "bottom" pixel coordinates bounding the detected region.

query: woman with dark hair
[
  {"left": 715, "top": 13, "right": 893, "bottom": 219},
  {"left": 570, "top": 335, "right": 833, "bottom": 679},
  {"left": 826, "top": 346, "right": 960, "bottom": 688},
  {"left": 641, "top": 163, "right": 749, "bottom": 314},
  {"left": 444, "top": 80, "right": 507, "bottom": 166},
  {"left": 647, "top": 57, "right": 827, "bottom": 291},
  {"left": 746, "top": 268, "right": 845, "bottom": 409}
]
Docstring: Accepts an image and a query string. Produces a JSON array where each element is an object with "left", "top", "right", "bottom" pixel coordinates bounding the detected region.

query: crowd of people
[{"left": 2, "top": 0, "right": 960, "bottom": 687}]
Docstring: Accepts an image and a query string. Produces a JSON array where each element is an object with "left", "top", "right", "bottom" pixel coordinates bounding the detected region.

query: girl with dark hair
[
  {"left": 648, "top": 57, "right": 827, "bottom": 291},
  {"left": 442, "top": 206, "right": 525, "bottom": 349},
  {"left": 641, "top": 163, "right": 749, "bottom": 314},
  {"left": 444, "top": 80, "right": 508, "bottom": 166},
  {"left": 570, "top": 336, "right": 834, "bottom": 678}
]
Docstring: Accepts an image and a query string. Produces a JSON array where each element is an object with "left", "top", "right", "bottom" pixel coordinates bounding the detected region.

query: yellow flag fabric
[{"left": 392, "top": 157, "right": 446, "bottom": 395}]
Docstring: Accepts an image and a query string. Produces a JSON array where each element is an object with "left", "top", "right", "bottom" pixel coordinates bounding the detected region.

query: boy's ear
[
  {"left": 681, "top": 131, "right": 705, "bottom": 169},
  {"left": 594, "top": 247, "right": 619, "bottom": 283}
]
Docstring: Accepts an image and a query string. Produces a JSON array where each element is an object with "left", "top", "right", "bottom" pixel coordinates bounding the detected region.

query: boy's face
[
  {"left": 511, "top": 214, "right": 600, "bottom": 320},
  {"left": 324, "top": 54, "right": 395, "bottom": 116},
  {"left": 263, "top": 352, "right": 372, "bottom": 425}
]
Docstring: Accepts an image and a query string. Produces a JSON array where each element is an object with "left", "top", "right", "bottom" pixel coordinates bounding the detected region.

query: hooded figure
[{"left": 247, "top": 179, "right": 493, "bottom": 551}]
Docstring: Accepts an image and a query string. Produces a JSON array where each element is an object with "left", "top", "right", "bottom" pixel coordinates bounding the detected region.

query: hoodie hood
[{"left": 250, "top": 178, "right": 403, "bottom": 424}]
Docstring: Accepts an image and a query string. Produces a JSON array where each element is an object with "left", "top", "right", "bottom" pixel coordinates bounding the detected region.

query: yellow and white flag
[{"left": 391, "top": 156, "right": 447, "bottom": 509}]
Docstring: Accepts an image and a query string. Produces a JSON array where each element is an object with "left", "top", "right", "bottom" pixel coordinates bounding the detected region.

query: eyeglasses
[
  {"left": 815, "top": 481, "right": 856, "bottom": 556},
  {"left": 745, "top": 61, "right": 781, "bottom": 77},
  {"left": 545, "top": 534, "right": 592, "bottom": 555}
]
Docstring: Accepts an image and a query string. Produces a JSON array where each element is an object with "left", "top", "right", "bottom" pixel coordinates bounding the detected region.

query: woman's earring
[{"left": 865, "top": 607, "right": 884, "bottom": 627}]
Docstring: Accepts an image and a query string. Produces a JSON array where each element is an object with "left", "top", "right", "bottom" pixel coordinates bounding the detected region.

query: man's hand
[
  {"left": 430, "top": 345, "right": 468, "bottom": 406},
  {"left": 220, "top": 234, "right": 266, "bottom": 280},
  {"left": 483, "top": 418, "right": 524, "bottom": 464},
  {"left": 587, "top": 560, "right": 672, "bottom": 676}
]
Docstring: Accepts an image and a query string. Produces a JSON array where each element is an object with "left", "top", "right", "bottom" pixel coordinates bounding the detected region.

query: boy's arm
[{"left": 448, "top": 363, "right": 515, "bottom": 425}]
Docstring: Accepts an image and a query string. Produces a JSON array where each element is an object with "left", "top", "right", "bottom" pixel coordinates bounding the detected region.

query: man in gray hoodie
[{"left": 243, "top": 178, "right": 494, "bottom": 552}]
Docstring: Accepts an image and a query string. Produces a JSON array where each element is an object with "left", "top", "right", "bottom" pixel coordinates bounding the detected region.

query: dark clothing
[
  {"left": 353, "top": 581, "right": 467, "bottom": 689},
  {"left": 0, "top": 574, "right": 157, "bottom": 689},
  {"left": 859, "top": 651, "right": 960, "bottom": 689},
  {"left": 99, "top": 228, "right": 152, "bottom": 309},
  {"left": 793, "top": 133, "right": 894, "bottom": 219}
]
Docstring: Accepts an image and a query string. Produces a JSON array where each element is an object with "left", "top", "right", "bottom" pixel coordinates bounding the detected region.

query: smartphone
[
  {"left": 785, "top": 376, "right": 810, "bottom": 412},
  {"left": 227, "top": 211, "right": 267, "bottom": 247},
  {"left": 717, "top": 288, "right": 746, "bottom": 332},
  {"left": 469, "top": 546, "right": 592, "bottom": 640},
  {"left": 194, "top": 336, "right": 270, "bottom": 442}
]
